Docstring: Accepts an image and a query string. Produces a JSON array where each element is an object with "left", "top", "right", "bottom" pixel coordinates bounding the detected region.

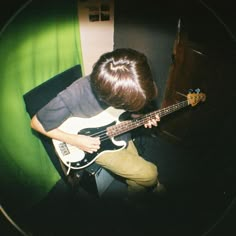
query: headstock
[{"left": 187, "top": 89, "right": 206, "bottom": 107}]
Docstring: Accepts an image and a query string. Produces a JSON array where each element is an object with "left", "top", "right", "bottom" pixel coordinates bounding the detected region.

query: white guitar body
[{"left": 52, "top": 107, "right": 126, "bottom": 170}]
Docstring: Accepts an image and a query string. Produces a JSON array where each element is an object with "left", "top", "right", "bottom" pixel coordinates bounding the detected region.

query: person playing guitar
[
  {"left": 31, "top": 48, "right": 161, "bottom": 196},
  {"left": 31, "top": 48, "right": 206, "bottom": 197}
]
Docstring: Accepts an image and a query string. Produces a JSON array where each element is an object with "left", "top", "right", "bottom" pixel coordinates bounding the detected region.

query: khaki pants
[{"left": 95, "top": 140, "right": 158, "bottom": 193}]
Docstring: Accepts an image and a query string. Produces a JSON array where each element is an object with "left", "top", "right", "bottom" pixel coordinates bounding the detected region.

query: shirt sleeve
[
  {"left": 36, "top": 76, "right": 107, "bottom": 131},
  {"left": 36, "top": 95, "right": 71, "bottom": 131}
]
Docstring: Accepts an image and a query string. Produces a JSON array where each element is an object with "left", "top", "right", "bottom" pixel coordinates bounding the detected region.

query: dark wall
[
  {"left": 114, "top": 0, "right": 184, "bottom": 107},
  {"left": 0, "top": 0, "right": 27, "bottom": 29},
  {"left": 114, "top": 0, "right": 236, "bottom": 107},
  {"left": 181, "top": 0, "right": 236, "bottom": 52}
]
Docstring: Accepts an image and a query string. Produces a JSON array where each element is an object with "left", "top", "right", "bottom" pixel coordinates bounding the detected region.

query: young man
[{"left": 31, "top": 48, "right": 161, "bottom": 195}]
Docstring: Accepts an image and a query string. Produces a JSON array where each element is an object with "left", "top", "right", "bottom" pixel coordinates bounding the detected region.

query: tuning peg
[
  {"left": 195, "top": 88, "right": 201, "bottom": 93},
  {"left": 188, "top": 89, "right": 194, "bottom": 93}
]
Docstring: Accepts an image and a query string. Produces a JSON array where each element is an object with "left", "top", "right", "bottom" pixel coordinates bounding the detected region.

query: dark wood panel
[{"left": 160, "top": 29, "right": 236, "bottom": 148}]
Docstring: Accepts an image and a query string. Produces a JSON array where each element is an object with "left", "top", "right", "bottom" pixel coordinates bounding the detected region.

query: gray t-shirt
[{"left": 37, "top": 75, "right": 108, "bottom": 131}]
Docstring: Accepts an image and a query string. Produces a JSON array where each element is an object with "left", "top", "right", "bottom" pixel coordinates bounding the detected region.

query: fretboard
[{"left": 107, "top": 100, "right": 189, "bottom": 137}]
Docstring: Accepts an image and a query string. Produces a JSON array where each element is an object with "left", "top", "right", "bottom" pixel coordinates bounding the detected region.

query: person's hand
[
  {"left": 131, "top": 113, "right": 160, "bottom": 129},
  {"left": 144, "top": 115, "right": 160, "bottom": 128},
  {"left": 73, "top": 135, "right": 101, "bottom": 154}
]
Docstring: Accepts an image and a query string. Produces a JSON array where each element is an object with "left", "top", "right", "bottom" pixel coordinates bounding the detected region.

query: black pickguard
[{"left": 69, "top": 121, "right": 126, "bottom": 168}]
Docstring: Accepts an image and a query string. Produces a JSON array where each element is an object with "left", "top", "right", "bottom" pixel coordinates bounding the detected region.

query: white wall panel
[{"left": 78, "top": 0, "right": 114, "bottom": 75}]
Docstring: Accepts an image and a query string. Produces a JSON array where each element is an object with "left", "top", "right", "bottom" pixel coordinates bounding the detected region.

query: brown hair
[{"left": 90, "top": 48, "right": 157, "bottom": 112}]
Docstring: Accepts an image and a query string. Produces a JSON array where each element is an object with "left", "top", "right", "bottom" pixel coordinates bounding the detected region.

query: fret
[{"left": 107, "top": 100, "right": 189, "bottom": 137}]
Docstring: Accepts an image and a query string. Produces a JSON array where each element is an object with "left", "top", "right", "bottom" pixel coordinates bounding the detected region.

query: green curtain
[{"left": 0, "top": 0, "right": 83, "bottom": 211}]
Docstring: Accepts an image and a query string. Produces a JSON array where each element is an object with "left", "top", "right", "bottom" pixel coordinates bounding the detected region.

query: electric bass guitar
[{"left": 52, "top": 90, "right": 206, "bottom": 171}]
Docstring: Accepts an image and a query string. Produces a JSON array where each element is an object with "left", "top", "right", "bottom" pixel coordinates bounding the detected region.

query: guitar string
[
  {"left": 90, "top": 100, "right": 188, "bottom": 141},
  {"left": 87, "top": 100, "right": 189, "bottom": 142}
]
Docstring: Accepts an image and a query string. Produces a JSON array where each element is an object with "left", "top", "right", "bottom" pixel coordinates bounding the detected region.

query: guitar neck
[{"left": 107, "top": 100, "right": 189, "bottom": 137}]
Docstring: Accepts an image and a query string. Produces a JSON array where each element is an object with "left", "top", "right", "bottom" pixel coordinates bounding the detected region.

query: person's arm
[{"left": 31, "top": 115, "right": 100, "bottom": 154}]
